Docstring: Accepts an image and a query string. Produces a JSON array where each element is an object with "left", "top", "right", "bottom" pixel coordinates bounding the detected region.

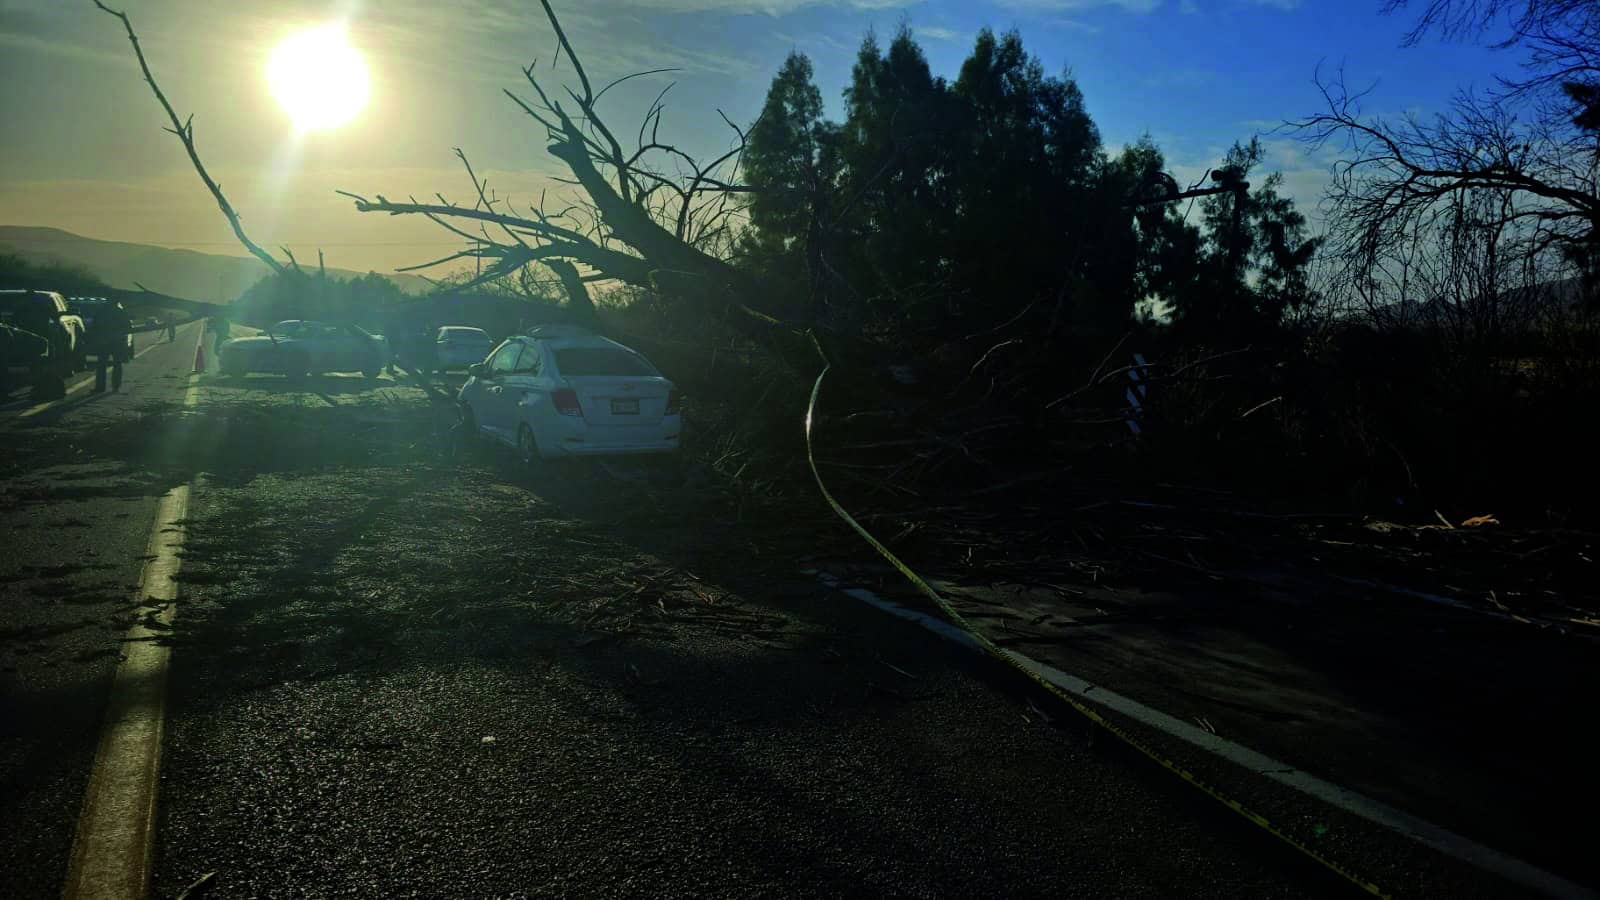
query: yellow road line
[
  {"left": 61, "top": 481, "right": 190, "bottom": 899},
  {"left": 63, "top": 369, "right": 202, "bottom": 899}
]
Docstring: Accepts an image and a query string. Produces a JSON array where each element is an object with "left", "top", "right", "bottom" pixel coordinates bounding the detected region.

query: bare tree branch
[{"left": 93, "top": 0, "right": 289, "bottom": 276}]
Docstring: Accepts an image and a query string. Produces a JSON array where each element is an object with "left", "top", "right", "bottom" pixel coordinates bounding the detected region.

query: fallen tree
[
  {"left": 336, "top": 1, "right": 794, "bottom": 346},
  {"left": 93, "top": 0, "right": 283, "bottom": 320}
]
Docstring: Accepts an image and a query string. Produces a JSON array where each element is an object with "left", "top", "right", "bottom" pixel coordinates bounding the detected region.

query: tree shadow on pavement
[{"left": 150, "top": 485, "right": 1354, "bottom": 898}]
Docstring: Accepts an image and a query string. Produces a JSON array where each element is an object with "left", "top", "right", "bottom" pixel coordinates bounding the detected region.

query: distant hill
[
  {"left": 0, "top": 225, "right": 431, "bottom": 301},
  {"left": 1378, "top": 276, "right": 1593, "bottom": 327}
]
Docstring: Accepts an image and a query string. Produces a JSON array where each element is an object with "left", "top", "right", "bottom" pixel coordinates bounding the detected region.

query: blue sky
[{"left": 0, "top": 0, "right": 1515, "bottom": 276}]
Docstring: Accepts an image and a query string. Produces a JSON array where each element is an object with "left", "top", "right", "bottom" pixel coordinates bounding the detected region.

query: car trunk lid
[{"left": 564, "top": 375, "right": 670, "bottom": 425}]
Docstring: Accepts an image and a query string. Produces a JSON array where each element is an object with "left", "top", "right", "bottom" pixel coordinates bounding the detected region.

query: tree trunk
[
  {"left": 547, "top": 129, "right": 772, "bottom": 311},
  {"left": 544, "top": 259, "right": 599, "bottom": 329}
]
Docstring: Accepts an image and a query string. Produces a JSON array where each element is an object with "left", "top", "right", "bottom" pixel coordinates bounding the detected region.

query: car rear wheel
[
  {"left": 363, "top": 367, "right": 381, "bottom": 379},
  {"left": 517, "top": 424, "right": 542, "bottom": 466},
  {"left": 452, "top": 405, "right": 480, "bottom": 460}
]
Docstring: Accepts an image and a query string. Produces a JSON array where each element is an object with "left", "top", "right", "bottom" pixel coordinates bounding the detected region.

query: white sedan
[
  {"left": 457, "top": 326, "right": 680, "bottom": 461},
  {"left": 434, "top": 326, "right": 495, "bottom": 372}
]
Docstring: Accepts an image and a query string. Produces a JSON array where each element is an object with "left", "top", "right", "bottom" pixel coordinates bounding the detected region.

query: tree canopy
[
  {"left": 1303, "top": 1, "right": 1600, "bottom": 323},
  {"left": 741, "top": 26, "right": 1317, "bottom": 344}
]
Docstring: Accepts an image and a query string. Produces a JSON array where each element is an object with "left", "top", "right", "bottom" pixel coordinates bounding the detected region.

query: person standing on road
[
  {"left": 211, "top": 315, "right": 231, "bottom": 357},
  {"left": 93, "top": 302, "right": 132, "bottom": 393},
  {"left": 166, "top": 317, "right": 177, "bottom": 342}
]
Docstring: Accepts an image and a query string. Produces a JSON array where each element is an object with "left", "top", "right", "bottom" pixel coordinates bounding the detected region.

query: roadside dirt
[{"left": 808, "top": 467, "right": 1600, "bottom": 888}]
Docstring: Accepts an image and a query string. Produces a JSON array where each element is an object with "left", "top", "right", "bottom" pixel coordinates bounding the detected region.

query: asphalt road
[
  {"left": 0, "top": 322, "right": 203, "bottom": 897},
  {"left": 0, "top": 331, "right": 1562, "bottom": 898}
]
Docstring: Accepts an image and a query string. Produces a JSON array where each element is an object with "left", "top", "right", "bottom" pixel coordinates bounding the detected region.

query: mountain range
[{"left": 0, "top": 225, "right": 430, "bottom": 300}]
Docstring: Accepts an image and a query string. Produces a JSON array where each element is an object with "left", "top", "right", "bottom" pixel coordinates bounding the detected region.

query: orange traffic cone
[{"left": 193, "top": 341, "right": 206, "bottom": 374}]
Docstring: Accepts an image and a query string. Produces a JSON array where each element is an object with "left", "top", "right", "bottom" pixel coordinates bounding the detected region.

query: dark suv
[
  {"left": 0, "top": 290, "right": 87, "bottom": 398},
  {"left": 68, "top": 297, "right": 135, "bottom": 363}
]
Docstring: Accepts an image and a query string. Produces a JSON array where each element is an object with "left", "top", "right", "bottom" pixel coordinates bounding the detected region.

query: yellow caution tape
[{"left": 804, "top": 333, "right": 1387, "bottom": 898}]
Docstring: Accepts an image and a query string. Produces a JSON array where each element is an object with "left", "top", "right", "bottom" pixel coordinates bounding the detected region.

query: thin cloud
[
  {"left": 991, "top": 0, "right": 1161, "bottom": 13},
  {"left": 771, "top": 29, "right": 859, "bottom": 52},
  {"left": 0, "top": 163, "right": 580, "bottom": 275},
  {"left": 1042, "top": 17, "right": 1105, "bottom": 34},
  {"left": 0, "top": 31, "right": 134, "bottom": 68},
  {"left": 594, "top": 0, "right": 921, "bottom": 12},
  {"left": 1156, "top": 136, "right": 1340, "bottom": 232}
]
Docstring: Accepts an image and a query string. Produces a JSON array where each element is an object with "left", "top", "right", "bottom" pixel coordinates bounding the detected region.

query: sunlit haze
[{"left": 266, "top": 25, "right": 370, "bottom": 133}]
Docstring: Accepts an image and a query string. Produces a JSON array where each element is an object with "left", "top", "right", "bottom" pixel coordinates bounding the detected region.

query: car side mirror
[{"left": 467, "top": 363, "right": 487, "bottom": 378}]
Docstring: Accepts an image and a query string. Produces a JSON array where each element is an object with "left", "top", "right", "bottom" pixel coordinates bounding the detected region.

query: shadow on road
[
  {"left": 149, "top": 452, "right": 1354, "bottom": 897},
  {"left": 0, "top": 367, "right": 1528, "bottom": 897}
]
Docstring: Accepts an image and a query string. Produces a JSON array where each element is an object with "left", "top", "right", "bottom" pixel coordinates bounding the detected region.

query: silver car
[
  {"left": 434, "top": 326, "right": 495, "bottom": 373},
  {"left": 218, "top": 319, "right": 389, "bottom": 379}
]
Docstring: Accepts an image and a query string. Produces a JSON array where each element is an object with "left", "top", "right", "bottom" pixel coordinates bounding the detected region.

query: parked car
[
  {"left": 0, "top": 289, "right": 86, "bottom": 395},
  {"left": 0, "top": 323, "right": 52, "bottom": 397},
  {"left": 68, "top": 297, "right": 135, "bottom": 362},
  {"left": 434, "top": 326, "right": 495, "bottom": 372},
  {"left": 457, "top": 325, "right": 681, "bottom": 461},
  {"left": 217, "top": 319, "right": 390, "bottom": 378},
  {"left": 387, "top": 325, "right": 438, "bottom": 376}
]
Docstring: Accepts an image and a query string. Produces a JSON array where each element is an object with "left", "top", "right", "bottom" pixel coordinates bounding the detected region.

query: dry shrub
[{"left": 1129, "top": 315, "right": 1600, "bottom": 519}]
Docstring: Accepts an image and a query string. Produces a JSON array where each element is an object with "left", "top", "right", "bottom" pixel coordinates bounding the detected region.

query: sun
[{"left": 266, "top": 25, "right": 369, "bottom": 132}]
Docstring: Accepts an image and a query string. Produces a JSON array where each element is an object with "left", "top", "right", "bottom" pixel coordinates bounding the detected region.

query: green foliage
[
  {"left": 232, "top": 268, "right": 409, "bottom": 329},
  {"left": 744, "top": 52, "right": 833, "bottom": 247},
  {"left": 1184, "top": 136, "right": 1318, "bottom": 336},
  {"left": 740, "top": 29, "right": 1319, "bottom": 345}
]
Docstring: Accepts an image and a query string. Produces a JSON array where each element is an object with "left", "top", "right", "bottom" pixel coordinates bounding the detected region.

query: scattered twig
[
  {"left": 879, "top": 660, "right": 919, "bottom": 680},
  {"left": 1237, "top": 395, "right": 1282, "bottom": 419},
  {"left": 176, "top": 871, "right": 217, "bottom": 900}
]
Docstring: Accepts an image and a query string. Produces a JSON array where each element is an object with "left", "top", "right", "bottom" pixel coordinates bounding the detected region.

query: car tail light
[
  {"left": 665, "top": 389, "right": 681, "bottom": 415},
  {"left": 552, "top": 388, "right": 584, "bottom": 417}
]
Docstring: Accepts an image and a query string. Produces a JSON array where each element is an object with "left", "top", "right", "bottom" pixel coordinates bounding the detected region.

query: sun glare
[{"left": 266, "top": 25, "right": 369, "bottom": 132}]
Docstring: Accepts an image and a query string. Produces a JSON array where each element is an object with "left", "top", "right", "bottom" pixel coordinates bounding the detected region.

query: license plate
[{"left": 611, "top": 398, "right": 639, "bottom": 415}]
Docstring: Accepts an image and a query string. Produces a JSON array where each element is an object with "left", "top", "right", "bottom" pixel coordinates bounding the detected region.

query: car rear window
[
  {"left": 0, "top": 294, "right": 50, "bottom": 315},
  {"left": 554, "top": 347, "right": 657, "bottom": 377}
]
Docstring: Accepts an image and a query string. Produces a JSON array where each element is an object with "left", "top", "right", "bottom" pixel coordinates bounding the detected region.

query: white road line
[
  {"left": 813, "top": 572, "right": 1598, "bottom": 900},
  {"left": 63, "top": 370, "right": 203, "bottom": 900},
  {"left": 18, "top": 329, "right": 183, "bottom": 419}
]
